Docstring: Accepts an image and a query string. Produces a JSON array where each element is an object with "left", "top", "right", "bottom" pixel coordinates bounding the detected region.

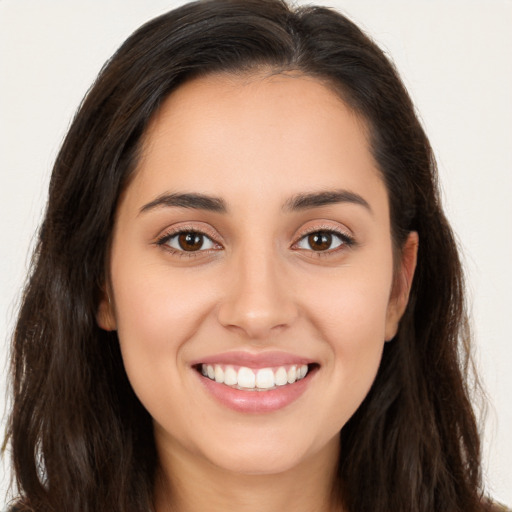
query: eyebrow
[
  {"left": 139, "top": 192, "right": 227, "bottom": 214},
  {"left": 283, "top": 190, "right": 372, "bottom": 214},
  {"left": 139, "top": 189, "right": 371, "bottom": 216}
]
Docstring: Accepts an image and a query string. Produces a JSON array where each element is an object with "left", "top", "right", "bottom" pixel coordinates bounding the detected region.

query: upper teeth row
[{"left": 201, "top": 364, "right": 309, "bottom": 390}]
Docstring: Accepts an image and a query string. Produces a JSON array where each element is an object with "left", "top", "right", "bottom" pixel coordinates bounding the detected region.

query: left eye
[
  {"left": 165, "top": 231, "right": 217, "bottom": 252},
  {"left": 296, "top": 231, "right": 346, "bottom": 252}
]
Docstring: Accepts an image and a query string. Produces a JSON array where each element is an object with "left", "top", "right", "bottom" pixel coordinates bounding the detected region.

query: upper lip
[{"left": 190, "top": 351, "right": 317, "bottom": 369}]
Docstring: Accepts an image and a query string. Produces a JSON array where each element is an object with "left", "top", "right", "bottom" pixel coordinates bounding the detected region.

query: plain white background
[{"left": 1, "top": 0, "right": 511, "bottom": 506}]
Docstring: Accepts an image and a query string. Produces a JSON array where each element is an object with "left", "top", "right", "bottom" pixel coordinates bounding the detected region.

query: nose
[{"left": 216, "top": 246, "right": 298, "bottom": 340}]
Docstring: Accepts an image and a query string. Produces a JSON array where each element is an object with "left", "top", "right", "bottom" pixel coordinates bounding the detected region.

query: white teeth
[
  {"left": 224, "top": 366, "right": 238, "bottom": 385},
  {"left": 256, "top": 368, "right": 275, "bottom": 389},
  {"left": 200, "top": 363, "right": 311, "bottom": 390},
  {"left": 237, "top": 367, "right": 256, "bottom": 388},
  {"left": 214, "top": 365, "right": 224, "bottom": 383},
  {"left": 287, "top": 366, "right": 297, "bottom": 384},
  {"left": 275, "top": 367, "right": 288, "bottom": 386}
]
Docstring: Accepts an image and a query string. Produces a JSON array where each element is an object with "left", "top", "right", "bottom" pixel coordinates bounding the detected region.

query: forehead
[{"left": 128, "top": 72, "right": 386, "bottom": 215}]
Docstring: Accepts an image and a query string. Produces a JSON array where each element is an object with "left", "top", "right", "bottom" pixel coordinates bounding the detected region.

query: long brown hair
[{"left": 7, "top": 1, "right": 484, "bottom": 511}]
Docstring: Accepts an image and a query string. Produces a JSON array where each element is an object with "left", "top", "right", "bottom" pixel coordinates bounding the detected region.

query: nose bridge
[{"left": 217, "top": 239, "right": 297, "bottom": 339}]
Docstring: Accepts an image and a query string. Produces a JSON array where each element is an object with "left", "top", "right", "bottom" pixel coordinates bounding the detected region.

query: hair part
[{"left": 8, "top": 1, "right": 484, "bottom": 511}]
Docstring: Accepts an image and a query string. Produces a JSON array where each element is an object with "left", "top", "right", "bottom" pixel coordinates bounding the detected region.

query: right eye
[{"left": 158, "top": 231, "right": 218, "bottom": 253}]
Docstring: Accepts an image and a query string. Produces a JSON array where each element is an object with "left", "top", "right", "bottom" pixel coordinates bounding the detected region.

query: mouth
[
  {"left": 194, "top": 363, "right": 319, "bottom": 391},
  {"left": 191, "top": 351, "right": 319, "bottom": 412}
]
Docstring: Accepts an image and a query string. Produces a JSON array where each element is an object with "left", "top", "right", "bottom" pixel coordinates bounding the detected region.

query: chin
[
  {"left": 209, "top": 448, "right": 308, "bottom": 476},
  {"left": 197, "top": 429, "right": 336, "bottom": 477}
]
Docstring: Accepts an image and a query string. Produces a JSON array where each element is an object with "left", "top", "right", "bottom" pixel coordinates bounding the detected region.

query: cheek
[
  {"left": 298, "top": 265, "right": 393, "bottom": 420},
  {"left": 113, "top": 257, "right": 216, "bottom": 341},
  {"left": 110, "top": 255, "right": 217, "bottom": 398},
  {"left": 304, "top": 265, "right": 393, "bottom": 347}
]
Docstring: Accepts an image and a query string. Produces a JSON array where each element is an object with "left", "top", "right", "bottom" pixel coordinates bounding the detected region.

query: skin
[{"left": 98, "top": 72, "right": 417, "bottom": 512}]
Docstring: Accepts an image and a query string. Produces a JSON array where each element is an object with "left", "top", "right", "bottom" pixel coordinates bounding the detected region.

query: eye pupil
[
  {"left": 308, "top": 232, "right": 332, "bottom": 251},
  {"left": 178, "top": 232, "right": 203, "bottom": 251}
]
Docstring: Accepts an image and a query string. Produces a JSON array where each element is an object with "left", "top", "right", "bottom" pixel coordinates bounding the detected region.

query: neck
[{"left": 154, "top": 436, "right": 341, "bottom": 512}]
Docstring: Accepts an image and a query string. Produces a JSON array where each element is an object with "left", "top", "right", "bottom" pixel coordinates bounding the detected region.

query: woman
[{"left": 4, "top": 0, "right": 507, "bottom": 511}]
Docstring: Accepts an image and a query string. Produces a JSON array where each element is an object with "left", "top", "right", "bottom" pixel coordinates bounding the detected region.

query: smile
[
  {"left": 200, "top": 363, "right": 309, "bottom": 391},
  {"left": 192, "top": 352, "right": 318, "bottom": 412}
]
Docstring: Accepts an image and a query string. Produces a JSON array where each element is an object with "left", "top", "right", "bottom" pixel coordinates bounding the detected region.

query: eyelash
[
  {"left": 155, "top": 226, "right": 355, "bottom": 257},
  {"left": 156, "top": 227, "right": 222, "bottom": 257},
  {"left": 293, "top": 228, "right": 355, "bottom": 256}
]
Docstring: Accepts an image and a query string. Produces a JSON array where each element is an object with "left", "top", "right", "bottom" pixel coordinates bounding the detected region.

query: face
[{"left": 98, "top": 72, "right": 417, "bottom": 477}]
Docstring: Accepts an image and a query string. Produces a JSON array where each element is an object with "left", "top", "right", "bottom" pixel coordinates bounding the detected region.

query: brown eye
[
  {"left": 178, "top": 232, "right": 204, "bottom": 251},
  {"left": 162, "top": 231, "right": 216, "bottom": 252},
  {"left": 296, "top": 230, "right": 348, "bottom": 252},
  {"left": 307, "top": 232, "right": 333, "bottom": 251}
]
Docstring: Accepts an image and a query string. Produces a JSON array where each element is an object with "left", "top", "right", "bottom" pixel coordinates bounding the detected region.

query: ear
[
  {"left": 96, "top": 288, "right": 117, "bottom": 331},
  {"left": 385, "top": 231, "right": 418, "bottom": 341}
]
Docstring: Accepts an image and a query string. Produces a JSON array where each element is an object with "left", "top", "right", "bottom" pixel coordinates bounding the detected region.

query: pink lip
[
  {"left": 198, "top": 374, "right": 314, "bottom": 413},
  {"left": 191, "top": 351, "right": 319, "bottom": 413},
  {"left": 190, "top": 350, "right": 315, "bottom": 369}
]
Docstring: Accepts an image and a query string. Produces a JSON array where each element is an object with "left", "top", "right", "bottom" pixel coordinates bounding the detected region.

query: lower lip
[{"left": 196, "top": 369, "right": 315, "bottom": 413}]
